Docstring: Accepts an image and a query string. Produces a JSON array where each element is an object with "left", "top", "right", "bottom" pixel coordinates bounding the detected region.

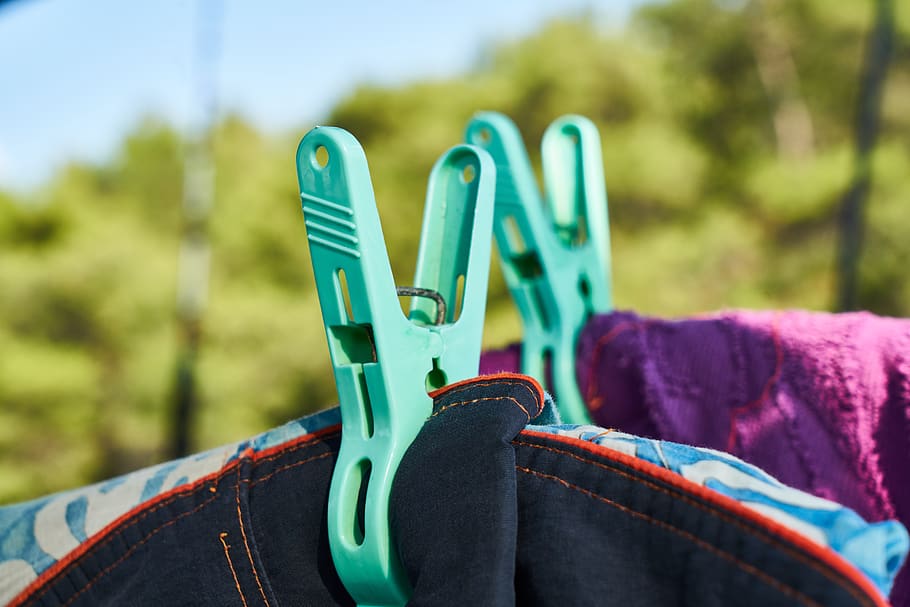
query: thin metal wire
[{"left": 396, "top": 287, "right": 447, "bottom": 325}]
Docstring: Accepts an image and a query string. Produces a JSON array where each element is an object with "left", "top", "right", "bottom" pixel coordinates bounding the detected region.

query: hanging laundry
[
  {"left": 0, "top": 374, "right": 904, "bottom": 606},
  {"left": 482, "top": 309, "right": 910, "bottom": 605}
]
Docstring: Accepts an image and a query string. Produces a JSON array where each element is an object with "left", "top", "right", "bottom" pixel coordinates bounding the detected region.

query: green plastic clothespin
[
  {"left": 296, "top": 127, "right": 496, "bottom": 606},
  {"left": 465, "top": 113, "right": 612, "bottom": 425}
]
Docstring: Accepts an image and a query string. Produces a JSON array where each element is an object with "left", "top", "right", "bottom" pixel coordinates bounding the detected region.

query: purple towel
[{"left": 480, "top": 310, "right": 910, "bottom": 605}]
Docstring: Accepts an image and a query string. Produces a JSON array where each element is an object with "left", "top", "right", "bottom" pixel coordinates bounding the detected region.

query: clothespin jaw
[
  {"left": 465, "top": 112, "right": 612, "bottom": 425},
  {"left": 296, "top": 126, "right": 495, "bottom": 606}
]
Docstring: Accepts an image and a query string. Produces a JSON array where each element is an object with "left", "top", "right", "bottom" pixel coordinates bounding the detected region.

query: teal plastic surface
[
  {"left": 296, "top": 127, "right": 496, "bottom": 606},
  {"left": 465, "top": 113, "right": 612, "bottom": 424}
]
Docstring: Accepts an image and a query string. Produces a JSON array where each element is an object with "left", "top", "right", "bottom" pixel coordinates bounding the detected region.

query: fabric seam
[
  {"left": 583, "top": 318, "right": 651, "bottom": 411},
  {"left": 235, "top": 463, "right": 271, "bottom": 607},
  {"left": 435, "top": 379, "right": 543, "bottom": 418},
  {"left": 517, "top": 465, "right": 824, "bottom": 607},
  {"left": 12, "top": 430, "right": 341, "bottom": 607},
  {"left": 219, "top": 532, "right": 250, "bottom": 607},
  {"left": 429, "top": 373, "right": 544, "bottom": 405},
  {"left": 433, "top": 395, "right": 532, "bottom": 422},
  {"left": 516, "top": 432, "right": 881, "bottom": 607},
  {"left": 726, "top": 312, "right": 784, "bottom": 452}
]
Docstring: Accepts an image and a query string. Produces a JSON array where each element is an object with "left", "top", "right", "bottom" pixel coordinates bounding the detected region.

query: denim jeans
[{"left": 4, "top": 374, "right": 894, "bottom": 606}]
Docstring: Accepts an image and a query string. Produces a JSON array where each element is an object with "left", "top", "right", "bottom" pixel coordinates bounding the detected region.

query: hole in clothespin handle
[
  {"left": 314, "top": 145, "right": 330, "bottom": 169},
  {"left": 542, "top": 348, "right": 555, "bottom": 395},
  {"left": 338, "top": 269, "right": 354, "bottom": 321},
  {"left": 353, "top": 459, "right": 371, "bottom": 546},
  {"left": 512, "top": 252, "right": 544, "bottom": 281},
  {"left": 573, "top": 214, "right": 589, "bottom": 246},
  {"left": 454, "top": 274, "right": 465, "bottom": 321},
  {"left": 504, "top": 215, "right": 527, "bottom": 254},
  {"left": 579, "top": 275, "right": 594, "bottom": 322},
  {"left": 425, "top": 358, "right": 447, "bottom": 393},
  {"left": 578, "top": 275, "right": 591, "bottom": 298}
]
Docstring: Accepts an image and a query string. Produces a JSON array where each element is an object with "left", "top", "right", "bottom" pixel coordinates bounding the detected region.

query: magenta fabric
[
  {"left": 480, "top": 310, "right": 910, "bottom": 605},
  {"left": 479, "top": 343, "right": 521, "bottom": 377}
]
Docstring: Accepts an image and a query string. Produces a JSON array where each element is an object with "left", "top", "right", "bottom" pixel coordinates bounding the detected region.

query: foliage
[{"left": 1, "top": 0, "right": 908, "bottom": 504}]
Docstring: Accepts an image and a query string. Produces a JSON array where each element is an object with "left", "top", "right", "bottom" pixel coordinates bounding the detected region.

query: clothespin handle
[
  {"left": 297, "top": 127, "right": 495, "bottom": 606},
  {"left": 466, "top": 113, "right": 612, "bottom": 424}
]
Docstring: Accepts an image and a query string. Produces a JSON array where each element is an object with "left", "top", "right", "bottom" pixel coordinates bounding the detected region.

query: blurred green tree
[{"left": 1, "top": 0, "right": 907, "bottom": 504}]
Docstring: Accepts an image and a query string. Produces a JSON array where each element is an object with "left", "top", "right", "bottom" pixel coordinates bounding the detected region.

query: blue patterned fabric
[
  {"left": 0, "top": 408, "right": 340, "bottom": 605},
  {"left": 0, "top": 404, "right": 906, "bottom": 604}
]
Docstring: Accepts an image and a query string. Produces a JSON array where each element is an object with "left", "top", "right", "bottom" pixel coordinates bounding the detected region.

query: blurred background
[{"left": 0, "top": 0, "right": 907, "bottom": 504}]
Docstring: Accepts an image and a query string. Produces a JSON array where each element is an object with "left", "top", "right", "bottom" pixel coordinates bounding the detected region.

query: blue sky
[{"left": 0, "top": 0, "right": 647, "bottom": 190}]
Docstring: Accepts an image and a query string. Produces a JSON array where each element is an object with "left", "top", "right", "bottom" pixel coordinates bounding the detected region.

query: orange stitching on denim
[
  {"left": 219, "top": 532, "right": 250, "bottom": 607},
  {"left": 437, "top": 379, "right": 524, "bottom": 396},
  {"left": 235, "top": 466, "right": 270, "bottom": 607},
  {"left": 50, "top": 491, "right": 220, "bottom": 607},
  {"left": 514, "top": 440, "right": 832, "bottom": 573},
  {"left": 435, "top": 380, "right": 544, "bottom": 417},
  {"left": 246, "top": 433, "right": 334, "bottom": 468},
  {"left": 727, "top": 312, "right": 783, "bottom": 452},
  {"left": 21, "top": 437, "right": 339, "bottom": 607},
  {"left": 429, "top": 373, "right": 544, "bottom": 401},
  {"left": 432, "top": 395, "right": 531, "bottom": 422},
  {"left": 247, "top": 452, "right": 334, "bottom": 487},
  {"left": 517, "top": 465, "right": 823, "bottom": 607},
  {"left": 584, "top": 319, "right": 654, "bottom": 411},
  {"left": 513, "top": 439, "right": 875, "bottom": 607},
  {"left": 19, "top": 485, "right": 219, "bottom": 607},
  {"left": 35, "top": 430, "right": 333, "bottom": 599}
]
